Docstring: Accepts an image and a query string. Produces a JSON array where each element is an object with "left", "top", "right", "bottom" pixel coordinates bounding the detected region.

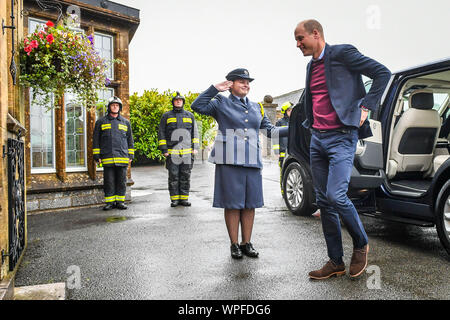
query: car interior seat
[{"left": 387, "top": 90, "right": 441, "bottom": 179}]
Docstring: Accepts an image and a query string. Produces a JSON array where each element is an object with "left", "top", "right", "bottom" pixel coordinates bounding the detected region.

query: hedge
[{"left": 129, "top": 89, "right": 216, "bottom": 162}]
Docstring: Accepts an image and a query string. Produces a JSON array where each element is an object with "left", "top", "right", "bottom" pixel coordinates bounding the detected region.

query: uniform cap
[{"left": 226, "top": 68, "right": 254, "bottom": 82}]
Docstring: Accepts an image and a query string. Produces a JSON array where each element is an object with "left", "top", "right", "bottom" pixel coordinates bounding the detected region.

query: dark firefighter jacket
[
  {"left": 273, "top": 116, "right": 289, "bottom": 156},
  {"left": 93, "top": 114, "right": 134, "bottom": 166},
  {"left": 158, "top": 108, "right": 200, "bottom": 156}
]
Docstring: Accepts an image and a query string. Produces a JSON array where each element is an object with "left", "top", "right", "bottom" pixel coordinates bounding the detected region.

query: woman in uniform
[{"left": 191, "top": 68, "right": 288, "bottom": 259}]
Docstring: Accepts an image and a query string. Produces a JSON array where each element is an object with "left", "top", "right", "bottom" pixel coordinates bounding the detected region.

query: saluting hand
[{"left": 214, "top": 81, "right": 233, "bottom": 92}]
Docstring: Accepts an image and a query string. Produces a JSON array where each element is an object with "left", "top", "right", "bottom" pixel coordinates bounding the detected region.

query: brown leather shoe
[
  {"left": 349, "top": 244, "right": 369, "bottom": 278},
  {"left": 309, "top": 260, "right": 346, "bottom": 280}
]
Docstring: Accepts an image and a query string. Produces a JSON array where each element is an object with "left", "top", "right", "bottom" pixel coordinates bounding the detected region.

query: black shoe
[
  {"left": 116, "top": 202, "right": 128, "bottom": 210},
  {"left": 103, "top": 203, "right": 115, "bottom": 211},
  {"left": 179, "top": 200, "right": 191, "bottom": 207},
  {"left": 230, "top": 243, "right": 243, "bottom": 259},
  {"left": 240, "top": 242, "right": 259, "bottom": 258},
  {"left": 171, "top": 200, "right": 179, "bottom": 207}
]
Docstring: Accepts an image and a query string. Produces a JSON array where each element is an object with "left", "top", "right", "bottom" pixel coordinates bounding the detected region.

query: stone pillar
[{"left": 261, "top": 95, "right": 277, "bottom": 158}]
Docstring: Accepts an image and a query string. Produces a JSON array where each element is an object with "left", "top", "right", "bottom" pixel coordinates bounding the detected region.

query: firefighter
[
  {"left": 93, "top": 96, "right": 134, "bottom": 210},
  {"left": 273, "top": 101, "right": 293, "bottom": 168},
  {"left": 158, "top": 92, "right": 199, "bottom": 207}
]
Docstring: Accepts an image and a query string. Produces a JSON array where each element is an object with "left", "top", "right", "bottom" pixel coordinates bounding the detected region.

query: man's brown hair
[{"left": 301, "top": 19, "right": 324, "bottom": 39}]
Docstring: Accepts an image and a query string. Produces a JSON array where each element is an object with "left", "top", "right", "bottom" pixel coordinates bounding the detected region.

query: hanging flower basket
[{"left": 19, "top": 18, "right": 123, "bottom": 108}]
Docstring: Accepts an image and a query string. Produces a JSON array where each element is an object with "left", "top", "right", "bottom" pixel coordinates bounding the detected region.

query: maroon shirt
[{"left": 310, "top": 59, "right": 343, "bottom": 130}]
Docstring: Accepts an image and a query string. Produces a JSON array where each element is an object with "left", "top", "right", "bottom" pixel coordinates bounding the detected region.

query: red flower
[
  {"left": 46, "top": 21, "right": 54, "bottom": 28},
  {"left": 38, "top": 32, "right": 44, "bottom": 39},
  {"left": 30, "top": 40, "right": 39, "bottom": 49},
  {"left": 46, "top": 34, "right": 54, "bottom": 44},
  {"left": 24, "top": 45, "right": 32, "bottom": 55}
]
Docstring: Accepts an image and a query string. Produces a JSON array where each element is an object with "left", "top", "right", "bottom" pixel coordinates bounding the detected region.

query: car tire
[
  {"left": 282, "top": 161, "right": 316, "bottom": 216},
  {"left": 436, "top": 180, "right": 450, "bottom": 256}
]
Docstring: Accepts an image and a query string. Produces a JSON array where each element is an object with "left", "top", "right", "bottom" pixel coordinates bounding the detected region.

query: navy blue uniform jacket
[
  {"left": 303, "top": 44, "right": 391, "bottom": 139},
  {"left": 191, "top": 85, "right": 289, "bottom": 169}
]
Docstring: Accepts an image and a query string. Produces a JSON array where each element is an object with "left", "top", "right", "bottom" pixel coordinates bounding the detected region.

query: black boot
[
  {"left": 179, "top": 200, "right": 191, "bottom": 207},
  {"left": 103, "top": 203, "right": 115, "bottom": 211},
  {"left": 171, "top": 200, "right": 179, "bottom": 207},
  {"left": 240, "top": 242, "right": 259, "bottom": 258},
  {"left": 116, "top": 202, "right": 128, "bottom": 210},
  {"left": 230, "top": 243, "right": 243, "bottom": 259}
]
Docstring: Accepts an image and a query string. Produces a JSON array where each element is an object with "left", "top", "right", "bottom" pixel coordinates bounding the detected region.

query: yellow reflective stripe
[
  {"left": 168, "top": 148, "right": 193, "bottom": 155},
  {"left": 105, "top": 196, "right": 116, "bottom": 202},
  {"left": 128, "top": 149, "right": 135, "bottom": 154},
  {"left": 281, "top": 125, "right": 288, "bottom": 127},
  {"left": 272, "top": 144, "right": 280, "bottom": 150},
  {"left": 179, "top": 195, "right": 188, "bottom": 200},
  {"left": 171, "top": 195, "right": 181, "bottom": 200},
  {"left": 192, "top": 138, "right": 200, "bottom": 144},
  {"left": 167, "top": 118, "right": 177, "bottom": 124},
  {"left": 183, "top": 118, "right": 192, "bottom": 123},
  {"left": 258, "top": 102, "right": 265, "bottom": 117},
  {"left": 93, "top": 148, "right": 101, "bottom": 154},
  {"left": 115, "top": 195, "right": 126, "bottom": 202},
  {"left": 118, "top": 124, "right": 128, "bottom": 132},
  {"left": 101, "top": 124, "right": 111, "bottom": 130},
  {"left": 159, "top": 140, "right": 167, "bottom": 146},
  {"left": 280, "top": 152, "right": 286, "bottom": 157},
  {"left": 101, "top": 157, "right": 130, "bottom": 164}
]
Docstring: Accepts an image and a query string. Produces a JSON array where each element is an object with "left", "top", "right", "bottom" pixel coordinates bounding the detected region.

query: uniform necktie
[{"left": 240, "top": 98, "right": 246, "bottom": 106}]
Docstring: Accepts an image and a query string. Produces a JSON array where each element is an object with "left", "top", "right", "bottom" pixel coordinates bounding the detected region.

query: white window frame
[
  {"left": 94, "top": 31, "right": 114, "bottom": 81},
  {"left": 64, "top": 93, "right": 88, "bottom": 172},
  {"left": 30, "top": 92, "right": 57, "bottom": 174},
  {"left": 29, "top": 18, "right": 57, "bottom": 174}
]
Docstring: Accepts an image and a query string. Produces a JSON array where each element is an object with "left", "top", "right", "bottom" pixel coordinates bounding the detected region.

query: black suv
[{"left": 281, "top": 58, "right": 450, "bottom": 255}]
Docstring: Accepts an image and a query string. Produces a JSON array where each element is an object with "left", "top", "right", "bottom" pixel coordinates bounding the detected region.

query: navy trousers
[{"left": 309, "top": 129, "right": 368, "bottom": 263}]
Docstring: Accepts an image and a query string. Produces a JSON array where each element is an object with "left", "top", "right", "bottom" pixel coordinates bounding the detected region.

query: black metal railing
[{"left": 7, "top": 138, "right": 25, "bottom": 271}]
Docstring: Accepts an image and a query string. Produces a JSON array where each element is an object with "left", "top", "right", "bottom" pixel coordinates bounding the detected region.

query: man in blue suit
[{"left": 294, "top": 19, "right": 391, "bottom": 279}]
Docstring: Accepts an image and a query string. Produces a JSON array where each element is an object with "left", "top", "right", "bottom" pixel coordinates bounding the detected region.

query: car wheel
[
  {"left": 282, "top": 161, "right": 316, "bottom": 216},
  {"left": 436, "top": 181, "right": 450, "bottom": 255}
]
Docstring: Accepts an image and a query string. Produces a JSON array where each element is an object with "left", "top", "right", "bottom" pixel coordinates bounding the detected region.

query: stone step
[{"left": 13, "top": 283, "right": 66, "bottom": 300}]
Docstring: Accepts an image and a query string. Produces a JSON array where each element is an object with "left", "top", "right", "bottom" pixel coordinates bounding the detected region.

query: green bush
[{"left": 129, "top": 90, "right": 216, "bottom": 162}]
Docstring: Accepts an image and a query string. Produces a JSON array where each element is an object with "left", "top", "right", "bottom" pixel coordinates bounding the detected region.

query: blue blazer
[
  {"left": 303, "top": 44, "right": 391, "bottom": 139},
  {"left": 191, "top": 85, "right": 288, "bottom": 169}
]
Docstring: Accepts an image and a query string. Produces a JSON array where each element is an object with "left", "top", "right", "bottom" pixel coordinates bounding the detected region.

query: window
[
  {"left": 28, "top": 17, "right": 47, "bottom": 34},
  {"left": 96, "top": 88, "right": 114, "bottom": 119},
  {"left": 30, "top": 91, "right": 55, "bottom": 172},
  {"left": 65, "top": 92, "right": 87, "bottom": 171},
  {"left": 94, "top": 32, "right": 114, "bottom": 80}
]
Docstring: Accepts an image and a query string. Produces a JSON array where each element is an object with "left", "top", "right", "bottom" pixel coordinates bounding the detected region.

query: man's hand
[
  {"left": 360, "top": 109, "right": 369, "bottom": 127},
  {"left": 98, "top": 159, "right": 102, "bottom": 164},
  {"left": 193, "top": 150, "right": 198, "bottom": 155},
  {"left": 214, "top": 81, "right": 233, "bottom": 92},
  {"left": 164, "top": 153, "right": 169, "bottom": 157}
]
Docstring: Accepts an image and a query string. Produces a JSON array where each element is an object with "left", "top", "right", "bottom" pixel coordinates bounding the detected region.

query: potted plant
[{"left": 20, "top": 18, "right": 123, "bottom": 108}]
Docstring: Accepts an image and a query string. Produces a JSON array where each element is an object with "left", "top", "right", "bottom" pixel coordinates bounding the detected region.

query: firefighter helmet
[
  {"left": 171, "top": 91, "right": 185, "bottom": 106},
  {"left": 107, "top": 96, "right": 123, "bottom": 113},
  {"left": 281, "top": 101, "right": 293, "bottom": 114}
]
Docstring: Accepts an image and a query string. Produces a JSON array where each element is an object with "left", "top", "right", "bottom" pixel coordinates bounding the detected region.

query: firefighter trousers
[
  {"left": 166, "top": 155, "right": 193, "bottom": 201},
  {"left": 103, "top": 165, "right": 128, "bottom": 203}
]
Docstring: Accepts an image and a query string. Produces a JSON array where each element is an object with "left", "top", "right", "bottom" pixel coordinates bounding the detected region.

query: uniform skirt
[{"left": 213, "top": 164, "right": 264, "bottom": 209}]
